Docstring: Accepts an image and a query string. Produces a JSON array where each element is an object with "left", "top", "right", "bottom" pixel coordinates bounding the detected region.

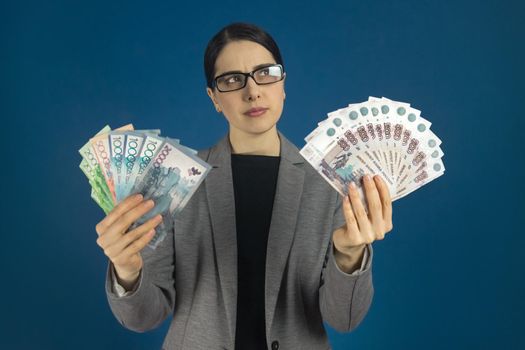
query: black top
[{"left": 231, "top": 153, "right": 281, "bottom": 350}]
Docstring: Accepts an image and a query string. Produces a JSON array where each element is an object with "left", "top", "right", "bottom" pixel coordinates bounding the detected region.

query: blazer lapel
[
  {"left": 204, "top": 130, "right": 305, "bottom": 343},
  {"left": 205, "top": 134, "right": 238, "bottom": 343},
  {"left": 265, "top": 132, "right": 305, "bottom": 336}
]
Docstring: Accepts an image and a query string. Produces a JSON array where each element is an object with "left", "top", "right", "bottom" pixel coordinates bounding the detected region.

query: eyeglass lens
[{"left": 216, "top": 65, "right": 283, "bottom": 92}]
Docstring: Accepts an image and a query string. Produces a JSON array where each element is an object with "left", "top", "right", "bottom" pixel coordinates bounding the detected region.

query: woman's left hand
[{"left": 332, "top": 174, "right": 393, "bottom": 256}]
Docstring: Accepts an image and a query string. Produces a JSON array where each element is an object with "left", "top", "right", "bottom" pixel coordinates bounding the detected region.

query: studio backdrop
[{"left": 2, "top": 0, "right": 524, "bottom": 349}]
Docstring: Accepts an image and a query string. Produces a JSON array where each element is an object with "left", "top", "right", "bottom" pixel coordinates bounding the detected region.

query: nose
[{"left": 244, "top": 75, "right": 261, "bottom": 101}]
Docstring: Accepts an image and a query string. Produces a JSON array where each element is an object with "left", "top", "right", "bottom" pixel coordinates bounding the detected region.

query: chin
[
  {"left": 228, "top": 112, "right": 281, "bottom": 133},
  {"left": 239, "top": 122, "right": 278, "bottom": 136}
]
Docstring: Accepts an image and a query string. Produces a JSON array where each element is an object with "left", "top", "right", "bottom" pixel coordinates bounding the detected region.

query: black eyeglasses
[{"left": 212, "top": 64, "right": 285, "bottom": 92}]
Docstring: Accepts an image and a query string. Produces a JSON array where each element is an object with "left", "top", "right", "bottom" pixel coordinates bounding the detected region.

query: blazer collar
[
  {"left": 207, "top": 129, "right": 305, "bottom": 167},
  {"left": 204, "top": 130, "right": 305, "bottom": 344}
]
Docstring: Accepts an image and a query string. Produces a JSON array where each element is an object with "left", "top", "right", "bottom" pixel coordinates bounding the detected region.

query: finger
[
  {"left": 374, "top": 175, "right": 393, "bottom": 229},
  {"left": 342, "top": 193, "right": 359, "bottom": 233},
  {"left": 348, "top": 180, "right": 372, "bottom": 234},
  {"left": 96, "top": 193, "right": 144, "bottom": 236},
  {"left": 362, "top": 174, "right": 384, "bottom": 229},
  {"left": 99, "top": 199, "right": 155, "bottom": 245},
  {"left": 110, "top": 199, "right": 156, "bottom": 236},
  {"left": 104, "top": 214, "right": 163, "bottom": 257},
  {"left": 117, "top": 226, "right": 157, "bottom": 259}
]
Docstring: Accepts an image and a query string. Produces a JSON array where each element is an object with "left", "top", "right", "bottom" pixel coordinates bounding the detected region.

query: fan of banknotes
[
  {"left": 300, "top": 96, "right": 445, "bottom": 209},
  {"left": 79, "top": 124, "right": 212, "bottom": 248}
]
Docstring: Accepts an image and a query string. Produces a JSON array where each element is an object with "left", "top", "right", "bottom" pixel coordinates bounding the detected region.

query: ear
[{"left": 206, "top": 87, "right": 222, "bottom": 113}]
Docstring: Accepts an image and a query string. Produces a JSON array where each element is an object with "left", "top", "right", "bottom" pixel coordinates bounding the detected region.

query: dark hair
[{"left": 204, "top": 22, "right": 284, "bottom": 89}]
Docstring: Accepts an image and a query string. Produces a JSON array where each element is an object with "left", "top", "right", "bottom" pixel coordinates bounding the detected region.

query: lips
[{"left": 244, "top": 107, "right": 268, "bottom": 117}]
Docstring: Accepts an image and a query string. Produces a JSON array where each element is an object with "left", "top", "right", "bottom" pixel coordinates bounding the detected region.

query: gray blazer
[{"left": 105, "top": 130, "right": 374, "bottom": 350}]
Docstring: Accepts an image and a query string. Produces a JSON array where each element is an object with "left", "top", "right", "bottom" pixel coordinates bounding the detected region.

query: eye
[
  {"left": 225, "top": 75, "right": 242, "bottom": 84},
  {"left": 256, "top": 65, "right": 282, "bottom": 79}
]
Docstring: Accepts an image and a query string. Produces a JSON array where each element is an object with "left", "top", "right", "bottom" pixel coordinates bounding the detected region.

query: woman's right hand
[{"left": 95, "top": 193, "right": 163, "bottom": 289}]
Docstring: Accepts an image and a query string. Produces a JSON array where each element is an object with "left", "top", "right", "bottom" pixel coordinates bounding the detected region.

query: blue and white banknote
[
  {"left": 300, "top": 96, "right": 445, "bottom": 211},
  {"left": 79, "top": 125, "right": 212, "bottom": 249},
  {"left": 127, "top": 137, "right": 211, "bottom": 248}
]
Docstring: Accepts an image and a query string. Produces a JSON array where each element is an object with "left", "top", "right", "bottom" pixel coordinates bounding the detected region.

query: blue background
[{"left": 2, "top": 0, "right": 524, "bottom": 348}]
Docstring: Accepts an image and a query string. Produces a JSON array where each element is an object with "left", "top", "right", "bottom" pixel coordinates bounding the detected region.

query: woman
[{"left": 96, "top": 22, "right": 393, "bottom": 350}]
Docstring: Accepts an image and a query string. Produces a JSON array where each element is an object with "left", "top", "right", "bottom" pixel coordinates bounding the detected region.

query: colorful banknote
[
  {"left": 300, "top": 96, "right": 445, "bottom": 212},
  {"left": 79, "top": 125, "right": 212, "bottom": 248}
]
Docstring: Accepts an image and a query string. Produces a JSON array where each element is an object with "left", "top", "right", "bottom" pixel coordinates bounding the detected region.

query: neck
[{"left": 228, "top": 126, "right": 281, "bottom": 156}]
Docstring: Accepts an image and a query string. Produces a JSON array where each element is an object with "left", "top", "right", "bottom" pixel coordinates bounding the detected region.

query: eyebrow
[{"left": 216, "top": 63, "right": 276, "bottom": 77}]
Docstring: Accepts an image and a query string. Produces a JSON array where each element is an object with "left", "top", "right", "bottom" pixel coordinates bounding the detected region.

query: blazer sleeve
[
  {"left": 104, "top": 220, "right": 176, "bottom": 333},
  {"left": 318, "top": 192, "right": 374, "bottom": 333}
]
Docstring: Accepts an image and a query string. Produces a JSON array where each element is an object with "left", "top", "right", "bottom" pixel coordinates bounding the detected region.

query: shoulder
[
  {"left": 285, "top": 140, "right": 340, "bottom": 205},
  {"left": 197, "top": 147, "right": 212, "bottom": 162}
]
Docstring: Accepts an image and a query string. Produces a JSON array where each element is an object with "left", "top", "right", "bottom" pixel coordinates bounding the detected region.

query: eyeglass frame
[{"left": 212, "top": 64, "right": 286, "bottom": 92}]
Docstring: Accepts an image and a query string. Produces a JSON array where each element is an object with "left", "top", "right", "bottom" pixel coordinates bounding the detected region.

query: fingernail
[
  {"left": 135, "top": 193, "right": 143, "bottom": 200},
  {"left": 365, "top": 174, "right": 371, "bottom": 182},
  {"left": 146, "top": 199, "right": 154, "bottom": 207},
  {"left": 350, "top": 181, "right": 356, "bottom": 190}
]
